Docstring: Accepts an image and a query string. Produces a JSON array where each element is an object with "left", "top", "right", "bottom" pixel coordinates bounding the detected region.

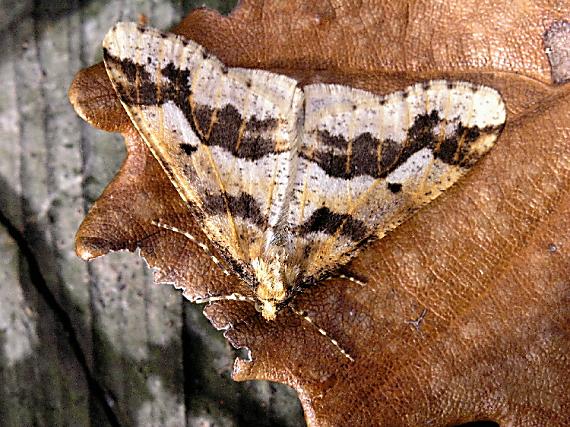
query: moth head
[{"left": 251, "top": 254, "right": 299, "bottom": 320}]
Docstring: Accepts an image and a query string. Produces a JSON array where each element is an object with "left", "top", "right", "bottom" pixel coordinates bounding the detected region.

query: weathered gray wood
[{"left": 0, "top": 1, "right": 305, "bottom": 426}]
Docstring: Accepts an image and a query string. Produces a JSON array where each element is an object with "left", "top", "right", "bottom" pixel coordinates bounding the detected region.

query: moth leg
[
  {"left": 323, "top": 273, "right": 367, "bottom": 287},
  {"left": 289, "top": 306, "right": 355, "bottom": 362},
  {"left": 194, "top": 293, "right": 256, "bottom": 304},
  {"left": 151, "top": 220, "right": 232, "bottom": 277}
]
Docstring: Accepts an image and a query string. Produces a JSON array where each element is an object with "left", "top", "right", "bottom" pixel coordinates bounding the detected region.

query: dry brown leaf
[{"left": 69, "top": 1, "right": 570, "bottom": 425}]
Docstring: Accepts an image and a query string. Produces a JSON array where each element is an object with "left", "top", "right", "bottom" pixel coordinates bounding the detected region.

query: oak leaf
[{"left": 69, "top": 1, "right": 570, "bottom": 425}]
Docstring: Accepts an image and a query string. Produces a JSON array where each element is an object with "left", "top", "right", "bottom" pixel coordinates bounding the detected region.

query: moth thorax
[{"left": 251, "top": 253, "right": 298, "bottom": 321}]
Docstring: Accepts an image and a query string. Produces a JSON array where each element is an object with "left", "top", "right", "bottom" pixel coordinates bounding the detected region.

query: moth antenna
[
  {"left": 323, "top": 273, "right": 368, "bottom": 289},
  {"left": 336, "top": 274, "right": 366, "bottom": 287},
  {"left": 195, "top": 293, "right": 256, "bottom": 304},
  {"left": 290, "top": 306, "right": 355, "bottom": 362},
  {"left": 151, "top": 220, "right": 232, "bottom": 276}
]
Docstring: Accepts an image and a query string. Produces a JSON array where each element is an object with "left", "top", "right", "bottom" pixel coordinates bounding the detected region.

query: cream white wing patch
[
  {"left": 103, "top": 22, "right": 303, "bottom": 276},
  {"left": 289, "top": 81, "right": 505, "bottom": 281},
  {"left": 102, "top": 22, "right": 506, "bottom": 323}
]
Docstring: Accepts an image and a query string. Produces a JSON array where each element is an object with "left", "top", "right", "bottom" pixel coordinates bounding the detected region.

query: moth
[{"left": 102, "top": 23, "right": 506, "bottom": 325}]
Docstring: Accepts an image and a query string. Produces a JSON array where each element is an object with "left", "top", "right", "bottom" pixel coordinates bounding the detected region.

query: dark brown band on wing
[
  {"left": 202, "top": 191, "right": 267, "bottom": 228},
  {"left": 201, "top": 192, "right": 368, "bottom": 242},
  {"left": 303, "top": 110, "right": 504, "bottom": 179},
  {"left": 296, "top": 207, "right": 368, "bottom": 241},
  {"left": 103, "top": 51, "right": 280, "bottom": 161},
  {"left": 198, "top": 189, "right": 369, "bottom": 243},
  {"left": 105, "top": 51, "right": 503, "bottom": 182}
]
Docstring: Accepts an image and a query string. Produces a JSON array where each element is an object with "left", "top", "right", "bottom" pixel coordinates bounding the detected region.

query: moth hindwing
[{"left": 102, "top": 22, "right": 506, "bottom": 320}]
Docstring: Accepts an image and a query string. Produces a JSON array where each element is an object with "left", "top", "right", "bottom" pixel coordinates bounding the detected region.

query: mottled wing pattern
[
  {"left": 103, "top": 23, "right": 303, "bottom": 272},
  {"left": 290, "top": 81, "right": 506, "bottom": 281},
  {"left": 102, "top": 22, "right": 507, "bottom": 304}
]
